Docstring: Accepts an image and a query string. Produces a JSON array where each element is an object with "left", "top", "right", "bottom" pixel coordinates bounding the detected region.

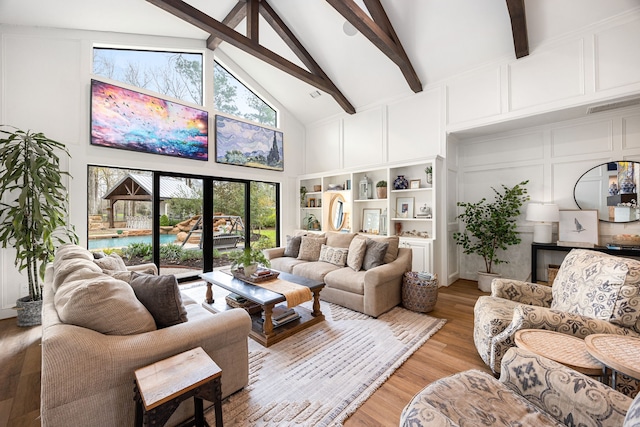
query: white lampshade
[{"left": 526, "top": 203, "right": 560, "bottom": 243}]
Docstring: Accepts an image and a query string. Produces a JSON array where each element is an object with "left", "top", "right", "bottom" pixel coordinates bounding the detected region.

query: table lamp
[{"left": 526, "top": 203, "right": 560, "bottom": 244}]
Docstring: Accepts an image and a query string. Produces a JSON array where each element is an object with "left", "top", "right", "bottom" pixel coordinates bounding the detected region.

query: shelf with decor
[{"left": 297, "top": 156, "right": 443, "bottom": 277}]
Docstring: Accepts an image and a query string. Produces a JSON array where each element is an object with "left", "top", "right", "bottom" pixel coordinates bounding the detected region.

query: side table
[
  {"left": 134, "top": 347, "right": 223, "bottom": 427},
  {"left": 585, "top": 334, "right": 640, "bottom": 390},
  {"left": 514, "top": 329, "right": 603, "bottom": 378}
]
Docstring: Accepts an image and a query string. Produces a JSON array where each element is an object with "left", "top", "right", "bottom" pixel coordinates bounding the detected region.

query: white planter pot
[{"left": 477, "top": 271, "right": 500, "bottom": 293}]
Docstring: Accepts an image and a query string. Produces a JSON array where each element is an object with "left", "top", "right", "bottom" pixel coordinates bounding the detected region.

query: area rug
[{"left": 204, "top": 301, "right": 446, "bottom": 426}]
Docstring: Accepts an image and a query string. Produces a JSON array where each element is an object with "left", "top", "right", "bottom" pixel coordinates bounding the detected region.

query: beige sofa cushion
[
  {"left": 93, "top": 253, "right": 128, "bottom": 272},
  {"left": 324, "top": 268, "right": 365, "bottom": 295},
  {"left": 292, "top": 261, "right": 341, "bottom": 283},
  {"left": 52, "top": 257, "right": 103, "bottom": 293},
  {"left": 55, "top": 276, "right": 157, "bottom": 335},
  {"left": 325, "top": 231, "right": 355, "bottom": 248},
  {"left": 347, "top": 235, "right": 368, "bottom": 271},
  {"left": 297, "top": 236, "right": 327, "bottom": 261}
]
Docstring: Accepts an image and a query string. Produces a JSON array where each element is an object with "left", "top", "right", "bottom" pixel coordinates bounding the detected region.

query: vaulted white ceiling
[{"left": 1, "top": 0, "right": 638, "bottom": 125}]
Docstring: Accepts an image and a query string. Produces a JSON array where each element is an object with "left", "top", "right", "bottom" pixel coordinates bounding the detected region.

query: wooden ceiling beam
[
  {"left": 207, "top": 1, "right": 246, "bottom": 50},
  {"left": 506, "top": 0, "right": 529, "bottom": 58},
  {"left": 247, "top": 0, "right": 260, "bottom": 43},
  {"left": 326, "top": 0, "right": 422, "bottom": 93},
  {"left": 148, "top": 0, "right": 356, "bottom": 114},
  {"left": 258, "top": 0, "right": 350, "bottom": 109}
]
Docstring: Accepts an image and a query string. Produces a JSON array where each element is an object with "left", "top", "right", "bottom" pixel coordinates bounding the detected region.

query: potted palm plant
[
  {"left": 453, "top": 180, "right": 529, "bottom": 292},
  {"left": 229, "top": 247, "right": 271, "bottom": 277},
  {"left": 0, "top": 127, "right": 78, "bottom": 326}
]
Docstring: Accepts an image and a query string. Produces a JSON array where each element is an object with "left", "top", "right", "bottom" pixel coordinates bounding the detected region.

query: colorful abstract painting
[
  {"left": 215, "top": 115, "right": 284, "bottom": 171},
  {"left": 90, "top": 79, "right": 208, "bottom": 160}
]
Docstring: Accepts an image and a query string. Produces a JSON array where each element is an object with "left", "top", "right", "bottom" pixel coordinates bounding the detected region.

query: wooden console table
[{"left": 531, "top": 242, "right": 640, "bottom": 283}]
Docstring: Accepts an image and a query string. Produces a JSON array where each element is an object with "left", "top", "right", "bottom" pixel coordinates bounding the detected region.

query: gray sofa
[
  {"left": 41, "top": 244, "right": 252, "bottom": 427},
  {"left": 264, "top": 231, "right": 412, "bottom": 317}
]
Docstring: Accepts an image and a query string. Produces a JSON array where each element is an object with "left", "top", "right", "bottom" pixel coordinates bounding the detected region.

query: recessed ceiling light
[
  {"left": 309, "top": 90, "right": 322, "bottom": 99},
  {"left": 343, "top": 21, "right": 358, "bottom": 37}
]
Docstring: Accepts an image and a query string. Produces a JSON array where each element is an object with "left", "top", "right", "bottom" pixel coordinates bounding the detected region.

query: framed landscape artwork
[
  {"left": 558, "top": 209, "right": 599, "bottom": 246},
  {"left": 215, "top": 115, "right": 284, "bottom": 171},
  {"left": 90, "top": 79, "right": 209, "bottom": 160}
]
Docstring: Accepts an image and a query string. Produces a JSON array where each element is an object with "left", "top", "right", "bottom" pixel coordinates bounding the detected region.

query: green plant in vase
[
  {"left": 0, "top": 126, "right": 78, "bottom": 326},
  {"left": 453, "top": 180, "right": 529, "bottom": 291},
  {"left": 229, "top": 247, "right": 271, "bottom": 277},
  {"left": 376, "top": 180, "right": 387, "bottom": 199}
]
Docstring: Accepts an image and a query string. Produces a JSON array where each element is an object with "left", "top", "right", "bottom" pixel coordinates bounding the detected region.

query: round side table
[
  {"left": 514, "top": 329, "right": 603, "bottom": 377},
  {"left": 585, "top": 334, "right": 640, "bottom": 389}
]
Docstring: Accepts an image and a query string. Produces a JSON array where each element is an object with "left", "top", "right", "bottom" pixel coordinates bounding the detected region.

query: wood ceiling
[{"left": 147, "top": 0, "right": 529, "bottom": 114}]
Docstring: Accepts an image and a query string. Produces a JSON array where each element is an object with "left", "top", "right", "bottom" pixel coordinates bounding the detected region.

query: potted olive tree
[
  {"left": 0, "top": 127, "right": 78, "bottom": 326},
  {"left": 453, "top": 180, "right": 529, "bottom": 292}
]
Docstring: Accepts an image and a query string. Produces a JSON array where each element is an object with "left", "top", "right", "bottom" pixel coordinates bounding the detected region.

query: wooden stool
[{"left": 133, "top": 347, "right": 223, "bottom": 427}]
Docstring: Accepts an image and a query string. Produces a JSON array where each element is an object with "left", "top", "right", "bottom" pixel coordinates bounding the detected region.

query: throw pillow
[
  {"left": 54, "top": 276, "right": 157, "bottom": 335},
  {"left": 347, "top": 235, "right": 368, "bottom": 271},
  {"left": 318, "top": 244, "right": 349, "bottom": 267},
  {"left": 93, "top": 253, "right": 128, "bottom": 272},
  {"left": 362, "top": 239, "right": 389, "bottom": 270},
  {"left": 129, "top": 272, "right": 188, "bottom": 328},
  {"left": 297, "top": 236, "right": 327, "bottom": 261},
  {"left": 365, "top": 235, "right": 400, "bottom": 264},
  {"left": 284, "top": 235, "right": 303, "bottom": 258}
]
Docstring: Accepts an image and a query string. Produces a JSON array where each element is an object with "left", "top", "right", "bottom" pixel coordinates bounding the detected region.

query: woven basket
[
  {"left": 225, "top": 295, "right": 262, "bottom": 315},
  {"left": 402, "top": 272, "right": 438, "bottom": 313},
  {"left": 547, "top": 264, "right": 560, "bottom": 286}
]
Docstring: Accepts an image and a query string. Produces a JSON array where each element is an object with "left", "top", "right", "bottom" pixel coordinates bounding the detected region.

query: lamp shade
[{"left": 526, "top": 203, "right": 560, "bottom": 222}]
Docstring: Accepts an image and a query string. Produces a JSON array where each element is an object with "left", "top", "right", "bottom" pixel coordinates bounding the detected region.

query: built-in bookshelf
[{"left": 297, "top": 156, "right": 443, "bottom": 274}]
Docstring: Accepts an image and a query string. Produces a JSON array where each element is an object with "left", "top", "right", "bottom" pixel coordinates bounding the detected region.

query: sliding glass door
[{"left": 89, "top": 165, "right": 279, "bottom": 282}]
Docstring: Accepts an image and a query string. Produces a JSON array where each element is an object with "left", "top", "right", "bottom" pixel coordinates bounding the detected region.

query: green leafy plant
[
  {"left": 453, "top": 180, "right": 529, "bottom": 274},
  {"left": 0, "top": 127, "right": 78, "bottom": 301},
  {"left": 376, "top": 180, "right": 387, "bottom": 188},
  {"left": 123, "top": 242, "right": 153, "bottom": 261},
  {"left": 424, "top": 166, "right": 432, "bottom": 174},
  {"left": 228, "top": 247, "right": 270, "bottom": 270},
  {"left": 159, "top": 214, "right": 170, "bottom": 226},
  {"left": 303, "top": 213, "right": 320, "bottom": 230}
]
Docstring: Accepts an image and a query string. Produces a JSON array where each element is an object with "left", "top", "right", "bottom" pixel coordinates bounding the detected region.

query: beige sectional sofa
[
  {"left": 41, "top": 244, "right": 252, "bottom": 427},
  {"left": 264, "top": 231, "right": 412, "bottom": 317}
]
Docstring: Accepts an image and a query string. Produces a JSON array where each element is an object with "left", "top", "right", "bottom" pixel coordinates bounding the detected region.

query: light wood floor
[{"left": 0, "top": 279, "right": 489, "bottom": 427}]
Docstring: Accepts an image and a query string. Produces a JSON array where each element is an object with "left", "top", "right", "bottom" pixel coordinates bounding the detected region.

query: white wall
[
  {"left": 455, "top": 108, "right": 640, "bottom": 282},
  {"left": 303, "top": 8, "right": 640, "bottom": 285},
  {"left": 0, "top": 25, "right": 305, "bottom": 319}
]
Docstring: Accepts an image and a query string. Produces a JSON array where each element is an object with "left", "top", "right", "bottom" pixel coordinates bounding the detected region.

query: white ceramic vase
[{"left": 477, "top": 271, "right": 500, "bottom": 293}]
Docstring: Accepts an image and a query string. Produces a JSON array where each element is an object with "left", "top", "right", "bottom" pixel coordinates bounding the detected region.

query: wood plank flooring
[{"left": 0, "top": 279, "right": 489, "bottom": 427}]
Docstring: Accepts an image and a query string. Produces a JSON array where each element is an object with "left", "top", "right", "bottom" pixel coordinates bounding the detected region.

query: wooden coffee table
[
  {"left": 585, "top": 334, "right": 640, "bottom": 389},
  {"left": 514, "top": 329, "right": 603, "bottom": 377},
  {"left": 200, "top": 270, "right": 325, "bottom": 347}
]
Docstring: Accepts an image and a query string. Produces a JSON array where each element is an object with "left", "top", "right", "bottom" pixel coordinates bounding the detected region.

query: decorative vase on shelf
[
  {"left": 395, "top": 222, "right": 402, "bottom": 235},
  {"left": 393, "top": 175, "right": 409, "bottom": 190},
  {"left": 609, "top": 182, "right": 619, "bottom": 196},
  {"left": 620, "top": 175, "right": 636, "bottom": 194}
]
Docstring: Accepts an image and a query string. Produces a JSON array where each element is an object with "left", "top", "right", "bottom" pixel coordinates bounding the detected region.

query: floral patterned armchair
[
  {"left": 400, "top": 347, "right": 639, "bottom": 427},
  {"left": 473, "top": 249, "right": 640, "bottom": 396}
]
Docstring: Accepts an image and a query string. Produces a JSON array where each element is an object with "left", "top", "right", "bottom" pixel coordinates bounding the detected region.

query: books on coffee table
[{"left": 262, "top": 304, "right": 300, "bottom": 327}]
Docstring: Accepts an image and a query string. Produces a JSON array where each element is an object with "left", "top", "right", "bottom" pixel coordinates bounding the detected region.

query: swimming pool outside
[{"left": 88, "top": 234, "right": 178, "bottom": 250}]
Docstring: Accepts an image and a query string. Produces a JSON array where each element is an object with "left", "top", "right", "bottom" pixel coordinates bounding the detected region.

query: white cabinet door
[{"left": 401, "top": 239, "right": 432, "bottom": 273}]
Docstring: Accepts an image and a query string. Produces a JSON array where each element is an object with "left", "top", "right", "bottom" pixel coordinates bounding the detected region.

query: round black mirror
[{"left": 574, "top": 161, "right": 639, "bottom": 222}]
